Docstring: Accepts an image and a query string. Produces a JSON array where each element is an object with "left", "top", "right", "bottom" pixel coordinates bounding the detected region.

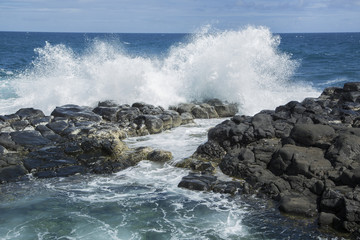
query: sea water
[{"left": 0, "top": 26, "right": 359, "bottom": 239}]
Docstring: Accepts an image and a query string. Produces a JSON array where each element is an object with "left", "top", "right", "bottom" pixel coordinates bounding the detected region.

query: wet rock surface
[
  {"left": 0, "top": 99, "right": 236, "bottom": 184},
  {"left": 185, "top": 82, "right": 360, "bottom": 236}
]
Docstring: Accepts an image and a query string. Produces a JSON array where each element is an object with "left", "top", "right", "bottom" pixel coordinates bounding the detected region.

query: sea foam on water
[{"left": 0, "top": 26, "right": 319, "bottom": 115}]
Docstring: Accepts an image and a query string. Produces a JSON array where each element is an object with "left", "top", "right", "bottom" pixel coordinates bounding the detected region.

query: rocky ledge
[
  {"left": 0, "top": 99, "right": 237, "bottom": 183},
  {"left": 177, "top": 82, "right": 360, "bottom": 236}
]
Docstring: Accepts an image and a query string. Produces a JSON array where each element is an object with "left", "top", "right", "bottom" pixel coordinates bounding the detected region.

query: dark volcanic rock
[
  {"left": 252, "top": 113, "right": 275, "bottom": 139},
  {"left": 268, "top": 144, "right": 333, "bottom": 178},
  {"left": 10, "top": 131, "right": 51, "bottom": 147},
  {"left": 51, "top": 105, "right": 102, "bottom": 122},
  {"left": 205, "top": 99, "right": 238, "bottom": 117},
  {"left": 279, "top": 194, "right": 318, "bottom": 217},
  {"left": 93, "top": 106, "right": 119, "bottom": 122},
  {"left": 0, "top": 165, "right": 28, "bottom": 183},
  {"left": 117, "top": 107, "right": 141, "bottom": 124},
  {"left": 178, "top": 172, "right": 240, "bottom": 194},
  {"left": 0, "top": 99, "right": 235, "bottom": 184},
  {"left": 178, "top": 173, "right": 217, "bottom": 191},
  {"left": 147, "top": 149, "right": 172, "bottom": 162},
  {"left": 15, "top": 108, "right": 45, "bottom": 120},
  {"left": 290, "top": 124, "right": 336, "bottom": 148},
  {"left": 191, "top": 105, "right": 209, "bottom": 119},
  {"left": 187, "top": 82, "right": 360, "bottom": 236}
]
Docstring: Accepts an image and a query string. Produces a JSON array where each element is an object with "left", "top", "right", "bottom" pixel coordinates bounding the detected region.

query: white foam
[{"left": 0, "top": 26, "right": 320, "bottom": 115}]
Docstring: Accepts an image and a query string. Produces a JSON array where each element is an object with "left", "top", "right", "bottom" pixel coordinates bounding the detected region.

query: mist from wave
[{"left": 0, "top": 26, "right": 319, "bottom": 115}]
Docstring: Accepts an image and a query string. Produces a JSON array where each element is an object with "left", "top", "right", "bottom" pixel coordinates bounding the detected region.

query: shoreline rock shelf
[
  {"left": 0, "top": 99, "right": 237, "bottom": 183},
  {"left": 2, "top": 82, "right": 360, "bottom": 237},
  {"left": 179, "top": 82, "right": 360, "bottom": 236}
]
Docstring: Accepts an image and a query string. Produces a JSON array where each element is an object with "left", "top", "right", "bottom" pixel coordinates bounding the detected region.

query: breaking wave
[{"left": 0, "top": 26, "right": 319, "bottom": 115}]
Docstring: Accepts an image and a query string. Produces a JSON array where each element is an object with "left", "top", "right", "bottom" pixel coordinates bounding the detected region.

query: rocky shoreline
[
  {"left": 0, "top": 99, "right": 237, "bottom": 182},
  {"left": 1, "top": 82, "right": 360, "bottom": 237},
  {"left": 177, "top": 82, "right": 360, "bottom": 237}
]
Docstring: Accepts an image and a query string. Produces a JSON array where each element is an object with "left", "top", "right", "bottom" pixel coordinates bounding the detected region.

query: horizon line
[{"left": 1, "top": 30, "right": 360, "bottom": 35}]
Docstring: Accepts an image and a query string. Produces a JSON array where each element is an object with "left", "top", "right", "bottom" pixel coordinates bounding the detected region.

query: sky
[{"left": 0, "top": 0, "right": 360, "bottom": 33}]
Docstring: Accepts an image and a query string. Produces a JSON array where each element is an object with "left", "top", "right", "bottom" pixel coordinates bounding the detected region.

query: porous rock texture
[
  {"left": 0, "top": 99, "right": 236, "bottom": 183},
  {"left": 179, "top": 82, "right": 360, "bottom": 236}
]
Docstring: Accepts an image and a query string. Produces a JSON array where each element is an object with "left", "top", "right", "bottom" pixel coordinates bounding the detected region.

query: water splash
[{"left": 0, "top": 26, "right": 320, "bottom": 115}]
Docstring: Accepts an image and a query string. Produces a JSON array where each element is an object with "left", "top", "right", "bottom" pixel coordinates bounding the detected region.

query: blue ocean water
[
  {"left": 0, "top": 27, "right": 359, "bottom": 239},
  {"left": 0, "top": 27, "right": 359, "bottom": 115}
]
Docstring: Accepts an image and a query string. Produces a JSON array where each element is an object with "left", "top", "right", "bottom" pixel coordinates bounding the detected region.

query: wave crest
[{"left": 1, "top": 26, "right": 319, "bottom": 115}]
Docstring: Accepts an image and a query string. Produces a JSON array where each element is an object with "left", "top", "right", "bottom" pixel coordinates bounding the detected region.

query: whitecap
[{"left": 0, "top": 26, "right": 319, "bottom": 115}]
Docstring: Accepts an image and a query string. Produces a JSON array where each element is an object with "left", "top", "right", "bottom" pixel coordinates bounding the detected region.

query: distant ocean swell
[{"left": 0, "top": 26, "right": 320, "bottom": 115}]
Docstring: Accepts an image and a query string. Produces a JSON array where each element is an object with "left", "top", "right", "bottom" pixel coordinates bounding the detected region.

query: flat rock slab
[
  {"left": 51, "top": 105, "right": 102, "bottom": 122},
  {"left": 279, "top": 194, "right": 318, "bottom": 217},
  {"left": 178, "top": 173, "right": 217, "bottom": 191},
  {"left": 0, "top": 165, "right": 28, "bottom": 182},
  {"left": 10, "top": 131, "right": 51, "bottom": 146}
]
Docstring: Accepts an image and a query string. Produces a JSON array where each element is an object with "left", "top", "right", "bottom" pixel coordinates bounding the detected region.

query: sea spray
[{"left": 0, "top": 26, "right": 320, "bottom": 115}]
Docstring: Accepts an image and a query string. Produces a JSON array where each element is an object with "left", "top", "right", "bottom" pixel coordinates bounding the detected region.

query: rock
[
  {"left": 290, "top": 124, "right": 336, "bottom": 148},
  {"left": 200, "top": 104, "right": 219, "bottom": 118},
  {"left": 194, "top": 140, "right": 226, "bottom": 163},
  {"left": 0, "top": 165, "right": 28, "bottom": 183},
  {"left": 92, "top": 106, "right": 119, "bottom": 122},
  {"left": 205, "top": 99, "right": 238, "bottom": 117},
  {"left": 138, "top": 104, "right": 163, "bottom": 115},
  {"left": 326, "top": 133, "right": 360, "bottom": 168},
  {"left": 0, "top": 133, "right": 18, "bottom": 150},
  {"left": 279, "top": 194, "right": 318, "bottom": 217},
  {"left": 98, "top": 100, "right": 119, "bottom": 107},
  {"left": 310, "top": 179, "right": 325, "bottom": 195},
  {"left": 214, "top": 104, "right": 238, "bottom": 117},
  {"left": 117, "top": 107, "right": 141, "bottom": 124},
  {"left": 46, "top": 120, "right": 69, "bottom": 135},
  {"left": 35, "top": 165, "right": 86, "bottom": 178},
  {"left": 176, "top": 103, "right": 195, "bottom": 114},
  {"left": 320, "top": 188, "right": 345, "bottom": 213},
  {"left": 205, "top": 98, "right": 224, "bottom": 106},
  {"left": 54, "top": 165, "right": 86, "bottom": 177},
  {"left": 15, "top": 108, "right": 45, "bottom": 120},
  {"left": 237, "top": 147, "right": 256, "bottom": 163},
  {"left": 207, "top": 120, "right": 234, "bottom": 144},
  {"left": 0, "top": 114, "right": 20, "bottom": 123},
  {"left": 30, "top": 116, "right": 51, "bottom": 127},
  {"left": 23, "top": 147, "right": 77, "bottom": 172},
  {"left": 10, "top": 131, "right": 51, "bottom": 147},
  {"left": 212, "top": 181, "right": 241, "bottom": 195},
  {"left": 143, "top": 115, "right": 163, "bottom": 134},
  {"left": 191, "top": 105, "right": 209, "bottom": 119},
  {"left": 342, "top": 91, "right": 360, "bottom": 103},
  {"left": 182, "top": 82, "right": 360, "bottom": 234},
  {"left": 0, "top": 145, "right": 8, "bottom": 154},
  {"left": 147, "top": 149, "right": 172, "bottom": 162},
  {"left": 163, "top": 110, "right": 182, "bottom": 128},
  {"left": 180, "top": 112, "right": 194, "bottom": 125},
  {"left": 36, "top": 125, "right": 63, "bottom": 142},
  {"left": 269, "top": 144, "right": 332, "bottom": 178},
  {"left": 159, "top": 114, "right": 172, "bottom": 130},
  {"left": 250, "top": 138, "right": 281, "bottom": 165},
  {"left": 11, "top": 120, "right": 31, "bottom": 131},
  {"left": 274, "top": 120, "right": 293, "bottom": 138},
  {"left": 178, "top": 173, "right": 217, "bottom": 191},
  {"left": 343, "top": 82, "right": 360, "bottom": 92},
  {"left": 51, "top": 105, "right": 102, "bottom": 122},
  {"left": 175, "top": 158, "right": 216, "bottom": 174},
  {"left": 319, "top": 212, "right": 339, "bottom": 227},
  {"left": 252, "top": 113, "right": 275, "bottom": 139}
]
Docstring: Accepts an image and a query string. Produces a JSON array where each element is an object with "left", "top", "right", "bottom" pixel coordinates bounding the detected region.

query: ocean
[{"left": 0, "top": 26, "right": 359, "bottom": 239}]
